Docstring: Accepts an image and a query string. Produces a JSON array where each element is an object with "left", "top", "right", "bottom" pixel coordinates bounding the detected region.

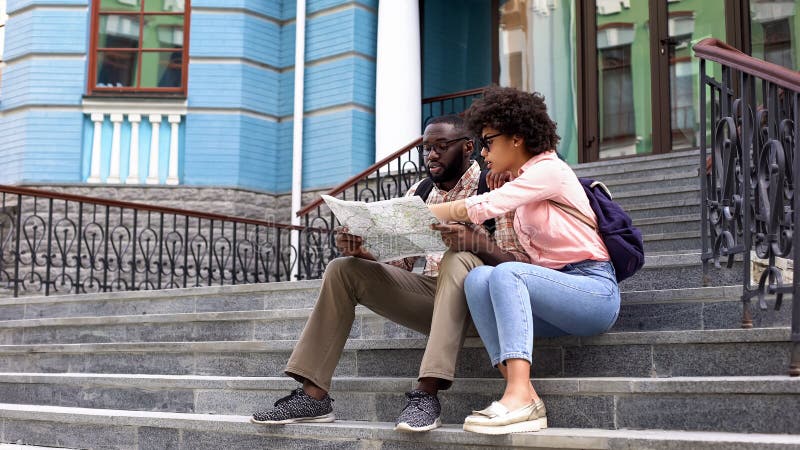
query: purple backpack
[{"left": 552, "top": 178, "right": 645, "bottom": 282}]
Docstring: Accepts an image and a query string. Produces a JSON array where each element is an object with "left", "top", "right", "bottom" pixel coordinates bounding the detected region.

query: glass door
[
  {"left": 595, "top": 1, "right": 654, "bottom": 159},
  {"left": 586, "top": 0, "right": 730, "bottom": 161},
  {"left": 665, "top": 1, "right": 728, "bottom": 151}
]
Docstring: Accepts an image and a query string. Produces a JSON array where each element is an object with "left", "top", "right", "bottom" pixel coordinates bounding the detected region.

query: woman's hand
[{"left": 486, "top": 170, "right": 512, "bottom": 190}]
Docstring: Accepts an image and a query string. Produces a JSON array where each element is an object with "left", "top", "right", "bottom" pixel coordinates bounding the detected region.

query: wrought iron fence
[
  {"left": 695, "top": 38, "right": 799, "bottom": 376},
  {"left": 0, "top": 185, "right": 327, "bottom": 297}
]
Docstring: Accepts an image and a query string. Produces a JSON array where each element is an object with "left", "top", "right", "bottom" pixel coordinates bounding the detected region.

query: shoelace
[
  {"left": 272, "top": 388, "right": 334, "bottom": 407},
  {"left": 403, "top": 391, "right": 429, "bottom": 414},
  {"left": 273, "top": 388, "right": 304, "bottom": 407}
]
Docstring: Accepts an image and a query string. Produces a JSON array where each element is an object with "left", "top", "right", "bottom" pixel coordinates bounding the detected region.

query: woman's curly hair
[{"left": 464, "top": 86, "right": 560, "bottom": 156}]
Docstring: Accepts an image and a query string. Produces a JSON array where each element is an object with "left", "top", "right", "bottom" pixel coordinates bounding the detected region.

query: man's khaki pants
[{"left": 285, "top": 251, "right": 483, "bottom": 392}]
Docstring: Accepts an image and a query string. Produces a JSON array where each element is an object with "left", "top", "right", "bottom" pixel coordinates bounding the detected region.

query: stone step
[
  {"left": 0, "top": 327, "right": 791, "bottom": 378},
  {"left": 590, "top": 169, "right": 699, "bottom": 194},
  {"left": 0, "top": 445, "right": 75, "bottom": 450},
  {"left": 634, "top": 214, "right": 699, "bottom": 235},
  {"left": 0, "top": 286, "right": 789, "bottom": 345},
  {"left": 619, "top": 252, "right": 744, "bottom": 291},
  {"left": 625, "top": 198, "right": 700, "bottom": 220},
  {"left": 1, "top": 403, "right": 799, "bottom": 450},
  {"left": 574, "top": 148, "right": 699, "bottom": 166},
  {"left": 0, "top": 256, "right": 756, "bottom": 322},
  {"left": 0, "top": 281, "right": 323, "bottom": 321},
  {"left": 1, "top": 374, "right": 798, "bottom": 434},
  {"left": 643, "top": 231, "right": 701, "bottom": 253},
  {"left": 614, "top": 185, "right": 700, "bottom": 208},
  {"left": 573, "top": 153, "right": 700, "bottom": 178}
]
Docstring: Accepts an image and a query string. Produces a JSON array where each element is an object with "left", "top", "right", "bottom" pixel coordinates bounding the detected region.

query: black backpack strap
[
  {"left": 477, "top": 170, "right": 496, "bottom": 235},
  {"left": 414, "top": 178, "right": 435, "bottom": 203},
  {"left": 478, "top": 169, "right": 491, "bottom": 195}
]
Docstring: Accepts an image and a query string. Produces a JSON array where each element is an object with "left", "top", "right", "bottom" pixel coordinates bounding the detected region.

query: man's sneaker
[
  {"left": 394, "top": 389, "right": 442, "bottom": 432},
  {"left": 251, "top": 388, "right": 335, "bottom": 424}
]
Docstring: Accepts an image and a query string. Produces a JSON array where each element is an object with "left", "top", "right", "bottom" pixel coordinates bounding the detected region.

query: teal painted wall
[{"left": 422, "top": 0, "right": 492, "bottom": 98}]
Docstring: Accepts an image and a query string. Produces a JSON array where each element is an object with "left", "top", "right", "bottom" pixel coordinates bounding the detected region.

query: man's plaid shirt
[{"left": 397, "top": 161, "right": 529, "bottom": 276}]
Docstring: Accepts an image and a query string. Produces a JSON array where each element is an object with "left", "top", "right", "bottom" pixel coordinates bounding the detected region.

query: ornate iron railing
[
  {"left": 695, "top": 38, "right": 800, "bottom": 376},
  {"left": 0, "top": 185, "right": 327, "bottom": 297}
]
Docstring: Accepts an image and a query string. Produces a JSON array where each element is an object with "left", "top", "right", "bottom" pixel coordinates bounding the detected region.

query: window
[
  {"left": 89, "top": 0, "right": 189, "bottom": 95},
  {"left": 599, "top": 45, "right": 635, "bottom": 144},
  {"left": 763, "top": 19, "right": 793, "bottom": 68}
]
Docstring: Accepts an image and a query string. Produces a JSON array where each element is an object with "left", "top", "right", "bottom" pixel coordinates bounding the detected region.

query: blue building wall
[
  {"left": 0, "top": 0, "right": 89, "bottom": 184},
  {"left": 0, "top": 0, "right": 379, "bottom": 193}
]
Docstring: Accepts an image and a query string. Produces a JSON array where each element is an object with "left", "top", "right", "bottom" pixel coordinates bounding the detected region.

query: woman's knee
[
  {"left": 464, "top": 266, "right": 493, "bottom": 305},
  {"left": 488, "top": 261, "right": 529, "bottom": 285}
]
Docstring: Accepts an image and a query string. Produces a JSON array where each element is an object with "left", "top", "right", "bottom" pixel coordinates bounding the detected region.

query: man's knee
[
  {"left": 438, "top": 251, "right": 484, "bottom": 278},
  {"left": 324, "top": 256, "right": 372, "bottom": 280}
]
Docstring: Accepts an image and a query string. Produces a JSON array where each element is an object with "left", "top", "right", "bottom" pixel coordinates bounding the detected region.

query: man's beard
[{"left": 427, "top": 161, "right": 464, "bottom": 183}]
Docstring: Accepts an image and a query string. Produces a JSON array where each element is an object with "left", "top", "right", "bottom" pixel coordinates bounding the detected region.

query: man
[{"left": 251, "top": 115, "right": 528, "bottom": 432}]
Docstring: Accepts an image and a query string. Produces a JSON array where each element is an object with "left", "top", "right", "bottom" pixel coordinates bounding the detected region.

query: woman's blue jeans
[{"left": 464, "top": 260, "right": 621, "bottom": 367}]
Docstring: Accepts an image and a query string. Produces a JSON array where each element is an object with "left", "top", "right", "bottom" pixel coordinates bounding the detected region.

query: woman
[{"left": 428, "top": 86, "right": 620, "bottom": 435}]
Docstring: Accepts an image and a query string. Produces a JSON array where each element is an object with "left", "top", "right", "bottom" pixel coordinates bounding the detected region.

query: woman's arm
[{"left": 429, "top": 199, "right": 471, "bottom": 223}]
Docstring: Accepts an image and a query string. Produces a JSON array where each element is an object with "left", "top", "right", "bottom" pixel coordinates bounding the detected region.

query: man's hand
[
  {"left": 486, "top": 170, "right": 512, "bottom": 190},
  {"left": 431, "top": 223, "right": 492, "bottom": 254},
  {"left": 334, "top": 226, "right": 376, "bottom": 260}
]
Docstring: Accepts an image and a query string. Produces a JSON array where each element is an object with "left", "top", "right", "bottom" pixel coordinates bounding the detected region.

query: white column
[
  {"left": 166, "top": 114, "right": 181, "bottom": 185},
  {"left": 125, "top": 114, "right": 142, "bottom": 184},
  {"left": 375, "top": 0, "right": 421, "bottom": 161},
  {"left": 106, "top": 113, "right": 124, "bottom": 184},
  {"left": 146, "top": 114, "right": 162, "bottom": 185},
  {"left": 87, "top": 113, "right": 104, "bottom": 183},
  {"left": 290, "top": 0, "right": 307, "bottom": 282}
]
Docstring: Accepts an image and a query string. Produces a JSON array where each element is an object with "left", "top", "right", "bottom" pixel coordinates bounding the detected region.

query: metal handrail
[
  {"left": 694, "top": 38, "right": 800, "bottom": 92},
  {"left": 295, "top": 137, "right": 422, "bottom": 217},
  {"left": 0, "top": 185, "right": 305, "bottom": 231},
  {"left": 694, "top": 38, "right": 800, "bottom": 376}
]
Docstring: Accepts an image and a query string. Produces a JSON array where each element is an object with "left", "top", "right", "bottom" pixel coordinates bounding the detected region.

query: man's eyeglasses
[
  {"left": 479, "top": 132, "right": 504, "bottom": 152},
  {"left": 417, "top": 137, "right": 471, "bottom": 157}
]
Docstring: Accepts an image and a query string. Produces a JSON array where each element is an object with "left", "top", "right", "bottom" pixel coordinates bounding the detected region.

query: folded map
[{"left": 321, "top": 195, "right": 447, "bottom": 262}]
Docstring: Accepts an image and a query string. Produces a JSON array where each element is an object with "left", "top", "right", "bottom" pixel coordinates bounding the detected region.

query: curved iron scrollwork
[
  {"left": 698, "top": 52, "right": 800, "bottom": 376},
  {"left": 0, "top": 188, "right": 320, "bottom": 297}
]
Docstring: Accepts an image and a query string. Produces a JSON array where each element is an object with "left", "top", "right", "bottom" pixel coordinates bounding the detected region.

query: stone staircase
[{"left": 0, "top": 149, "right": 798, "bottom": 449}]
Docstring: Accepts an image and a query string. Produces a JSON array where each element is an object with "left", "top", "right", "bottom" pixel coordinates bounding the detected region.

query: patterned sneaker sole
[
  {"left": 394, "top": 418, "right": 442, "bottom": 432},
  {"left": 250, "top": 413, "right": 335, "bottom": 425},
  {"left": 462, "top": 417, "right": 546, "bottom": 435}
]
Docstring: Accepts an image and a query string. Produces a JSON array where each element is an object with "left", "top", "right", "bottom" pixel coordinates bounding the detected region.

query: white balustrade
[
  {"left": 125, "top": 114, "right": 142, "bottom": 184},
  {"left": 166, "top": 115, "right": 181, "bottom": 185},
  {"left": 107, "top": 113, "right": 124, "bottom": 184},
  {"left": 146, "top": 114, "right": 163, "bottom": 185},
  {"left": 87, "top": 113, "right": 104, "bottom": 184},
  {"left": 82, "top": 99, "right": 187, "bottom": 185}
]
